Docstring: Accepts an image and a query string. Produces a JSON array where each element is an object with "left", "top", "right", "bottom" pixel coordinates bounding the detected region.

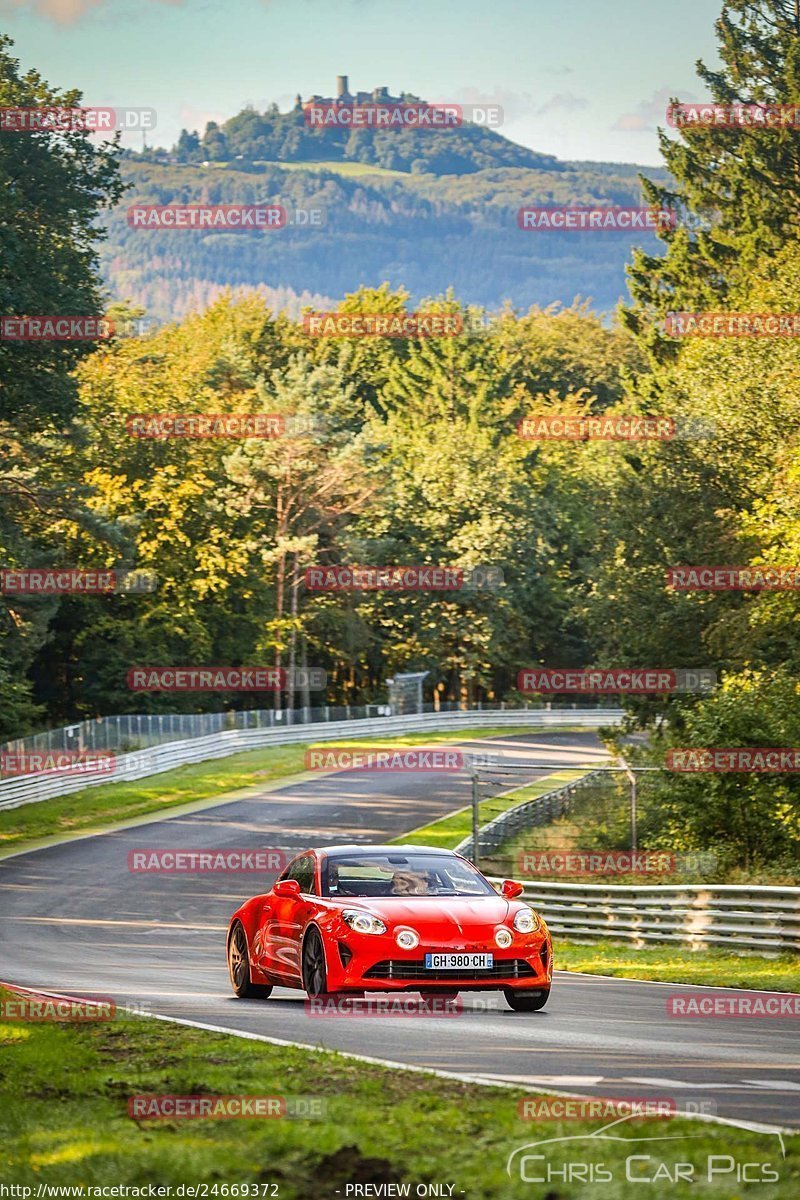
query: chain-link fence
[
  {"left": 458, "top": 767, "right": 607, "bottom": 864},
  {"left": 1, "top": 706, "right": 388, "bottom": 758},
  {"left": 0, "top": 697, "right": 622, "bottom": 760},
  {"left": 457, "top": 763, "right": 715, "bottom": 880}
]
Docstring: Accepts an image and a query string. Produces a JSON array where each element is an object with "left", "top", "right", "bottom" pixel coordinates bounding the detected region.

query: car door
[
  {"left": 258, "top": 854, "right": 316, "bottom": 981},
  {"left": 280, "top": 854, "right": 317, "bottom": 979}
]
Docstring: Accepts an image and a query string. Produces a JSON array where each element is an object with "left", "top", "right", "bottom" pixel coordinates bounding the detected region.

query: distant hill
[
  {"left": 159, "top": 92, "right": 563, "bottom": 177},
  {"left": 105, "top": 107, "right": 669, "bottom": 321}
]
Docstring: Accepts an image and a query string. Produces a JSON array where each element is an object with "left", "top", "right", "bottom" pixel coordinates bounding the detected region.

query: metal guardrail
[
  {"left": 0, "top": 700, "right": 622, "bottom": 758},
  {"left": 0, "top": 708, "right": 625, "bottom": 811},
  {"left": 0, "top": 705, "right": 391, "bottom": 757},
  {"left": 503, "top": 879, "right": 800, "bottom": 954}
]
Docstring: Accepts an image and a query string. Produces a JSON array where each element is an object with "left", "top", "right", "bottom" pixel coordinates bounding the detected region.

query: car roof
[{"left": 315, "top": 844, "right": 458, "bottom": 858}]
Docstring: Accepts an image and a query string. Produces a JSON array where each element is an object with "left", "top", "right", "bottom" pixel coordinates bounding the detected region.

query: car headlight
[
  {"left": 495, "top": 928, "right": 513, "bottom": 948},
  {"left": 395, "top": 928, "right": 419, "bottom": 950},
  {"left": 342, "top": 909, "right": 387, "bottom": 935},
  {"left": 513, "top": 908, "right": 539, "bottom": 934}
]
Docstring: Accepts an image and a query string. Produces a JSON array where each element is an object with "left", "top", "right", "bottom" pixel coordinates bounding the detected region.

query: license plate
[{"left": 424, "top": 952, "right": 493, "bottom": 970}]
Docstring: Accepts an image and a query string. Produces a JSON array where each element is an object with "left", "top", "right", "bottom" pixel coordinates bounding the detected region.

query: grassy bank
[
  {"left": 1, "top": 988, "right": 796, "bottom": 1197},
  {"left": 557, "top": 940, "right": 800, "bottom": 992}
]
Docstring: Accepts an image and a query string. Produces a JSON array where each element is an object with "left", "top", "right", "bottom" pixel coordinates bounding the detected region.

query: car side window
[{"left": 287, "top": 854, "right": 316, "bottom": 895}]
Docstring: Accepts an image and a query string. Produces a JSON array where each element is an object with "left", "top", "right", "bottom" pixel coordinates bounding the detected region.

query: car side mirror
[
  {"left": 501, "top": 879, "right": 524, "bottom": 899},
  {"left": 273, "top": 879, "right": 302, "bottom": 898}
]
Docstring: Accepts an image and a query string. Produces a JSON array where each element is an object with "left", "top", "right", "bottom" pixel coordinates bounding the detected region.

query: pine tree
[{"left": 625, "top": 1, "right": 800, "bottom": 359}]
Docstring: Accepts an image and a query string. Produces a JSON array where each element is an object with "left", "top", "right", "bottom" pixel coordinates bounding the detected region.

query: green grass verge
[
  {"left": 0, "top": 726, "right": 553, "bottom": 855},
  {"left": 200, "top": 158, "right": 409, "bottom": 178},
  {"left": 1, "top": 988, "right": 796, "bottom": 1197},
  {"left": 254, "top": 159, "right": 410, "bottom": 178},
  {"left": 397, "top": 769, "right": 586, "bottom": 849},
  {"left": 556, "top": 940, "right": 800, "bottom": 993}
]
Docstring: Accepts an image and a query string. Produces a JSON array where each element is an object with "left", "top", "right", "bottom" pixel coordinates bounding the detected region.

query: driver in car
[{"left": 390, "top": 869, "right": 431, "bottom": 895}]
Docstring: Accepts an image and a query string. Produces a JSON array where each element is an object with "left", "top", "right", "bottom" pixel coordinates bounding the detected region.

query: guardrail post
[
  {"left": 619, "top": 757, "right": 638, "bottom": 852},
  {"left": 471, "top": 772, "right": 480, "bottom": 871}
]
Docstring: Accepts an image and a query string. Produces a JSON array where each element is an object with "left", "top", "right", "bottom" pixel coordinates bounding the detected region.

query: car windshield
[{"left": 321, "top": 853, "right": 496, "bottom": 898}]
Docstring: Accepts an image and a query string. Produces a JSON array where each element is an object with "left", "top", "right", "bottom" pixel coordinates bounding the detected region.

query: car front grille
[{"left": 363, "top": 958, "right": 538, "bottom": 981}]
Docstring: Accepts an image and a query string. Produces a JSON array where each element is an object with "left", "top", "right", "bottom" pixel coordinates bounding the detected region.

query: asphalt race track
[{"left": 2, "top": 731, "right": 799, "bottom": 1131}]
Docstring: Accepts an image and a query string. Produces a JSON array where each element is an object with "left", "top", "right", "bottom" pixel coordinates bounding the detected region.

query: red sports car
[{"left": 226, "top": 844, "right": 552, "bottom": 1011}]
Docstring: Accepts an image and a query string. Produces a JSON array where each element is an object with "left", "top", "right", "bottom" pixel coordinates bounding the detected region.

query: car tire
[
  {"left": 302, "top": 926, "right": 330, "bottom": 997},
  {"left": 504, "top": 987, "right": 549, "bottom": 1012},
  {"left": 228, "top": 921, "right": 273, "bottom": 999}
]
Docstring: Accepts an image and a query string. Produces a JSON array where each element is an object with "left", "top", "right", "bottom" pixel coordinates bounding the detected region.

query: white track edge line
[
  {"left": 137, "top": 1010, "right": 798, "bottom": 1137},
  {"left": 2, "top": 979, "right": 795, "bottom": 1137}
]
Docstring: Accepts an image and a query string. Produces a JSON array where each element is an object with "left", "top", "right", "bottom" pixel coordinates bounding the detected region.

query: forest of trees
[
  {"left": 103, "top": 157, "right": 667, "bottom": 319},
  {"left": 3, "top": 2, "right": 800, "bottom": 873}
]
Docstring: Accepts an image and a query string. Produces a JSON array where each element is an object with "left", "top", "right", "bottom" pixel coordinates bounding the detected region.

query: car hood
[{"left": 332, "top": 895, "right": 516, "bottom": 934}]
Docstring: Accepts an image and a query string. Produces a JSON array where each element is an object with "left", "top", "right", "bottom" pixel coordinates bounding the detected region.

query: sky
[{"left": 1, "top": 0, "right": 723, "bottom": 165}]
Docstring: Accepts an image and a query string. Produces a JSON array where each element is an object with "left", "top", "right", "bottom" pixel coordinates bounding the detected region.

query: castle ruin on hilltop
[{"left": 297, "top": 76, "right": 422, "bottom": 111}]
